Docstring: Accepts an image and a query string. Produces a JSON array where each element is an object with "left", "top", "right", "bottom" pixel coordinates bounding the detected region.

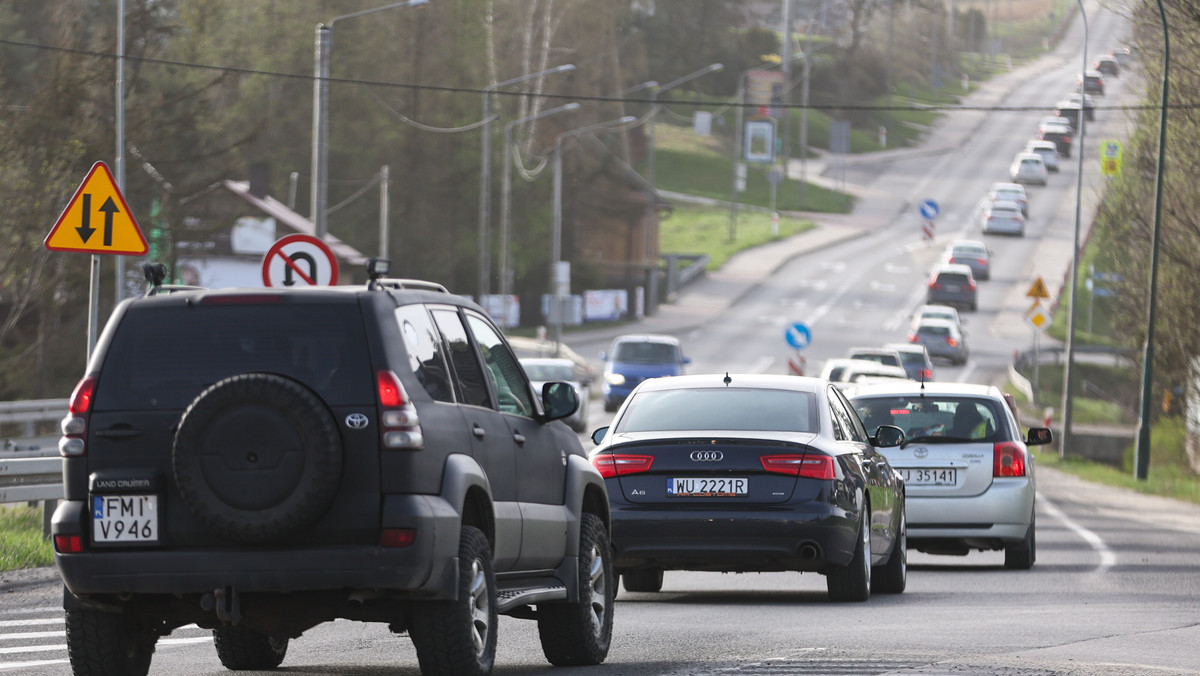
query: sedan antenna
[{"left": 723, "top": 373, "right": 732, "bottom": 386}]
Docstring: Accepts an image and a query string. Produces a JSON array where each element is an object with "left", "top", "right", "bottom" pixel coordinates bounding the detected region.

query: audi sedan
[
  {"left": 848, "top": 382, "right": 1052, "bottom": 570},
  {"left": 589, "top": 374, "right": 907, "bottom": 601}
]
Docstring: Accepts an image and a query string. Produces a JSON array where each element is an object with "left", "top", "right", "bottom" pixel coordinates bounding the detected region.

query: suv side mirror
[
  {"left": 1025, "top": 427, "right": 1053, "bottom": 446},
  {"left": 541, "top": 381, "right": 579, "bottom": 422},
  {"left": 873, "top": 425, "right": 905, "bottom": 448}
]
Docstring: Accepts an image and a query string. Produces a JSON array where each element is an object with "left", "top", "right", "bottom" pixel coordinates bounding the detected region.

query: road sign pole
[{"left": 88, "top": 255, "right": 100, "bottom": 360}]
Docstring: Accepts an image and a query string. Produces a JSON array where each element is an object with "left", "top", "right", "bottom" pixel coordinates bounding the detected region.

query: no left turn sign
[{"left": 262, "top": 234, "right": 339, "bottom": 287}]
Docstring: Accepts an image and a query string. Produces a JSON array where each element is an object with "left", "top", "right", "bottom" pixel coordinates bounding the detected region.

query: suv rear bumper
[{"left": 53, "top": 494, "right": 461, "bottom": 598}]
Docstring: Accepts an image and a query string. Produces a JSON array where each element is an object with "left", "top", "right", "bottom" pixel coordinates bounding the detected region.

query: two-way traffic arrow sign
[{"left": 44, "top": 162, "right": 147, "bottom": 255}]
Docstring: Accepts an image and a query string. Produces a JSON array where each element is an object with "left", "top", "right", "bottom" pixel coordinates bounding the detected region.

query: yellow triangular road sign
[
  {"left": 1026, "top": 276, "right": 1049, "bottom": 299},
  {"left": 44, "top": 162, "right": 147, "bottom": 255}
]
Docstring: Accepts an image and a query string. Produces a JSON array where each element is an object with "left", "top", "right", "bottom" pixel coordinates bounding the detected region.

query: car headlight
[{"left": 606, "top": 373, "right": 625, "bottom": 386}]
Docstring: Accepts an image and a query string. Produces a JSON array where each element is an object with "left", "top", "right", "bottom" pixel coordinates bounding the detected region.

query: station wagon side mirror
[
  {"left": 682, "top": 356, "right": 692, "bottom": 365},
  {"left": 1025, "top": 427, "right": 1053, "bottom": 446},
  {"left": 873, "top": 424, "right": 905, "bottom": 448},
  {"left": 591, "top": 426, "right": 609, "bottom": 445}
]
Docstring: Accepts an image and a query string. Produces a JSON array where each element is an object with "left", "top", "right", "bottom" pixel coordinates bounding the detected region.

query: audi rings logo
[
  {"left": 913, "top": 447, "right": 929, "bottom": 459},
  {"left": 690, "top": 450, "right": 724, "bottom": 462},
  {"left": 344, "top": 413, "right": 370, "bottom": 429}
]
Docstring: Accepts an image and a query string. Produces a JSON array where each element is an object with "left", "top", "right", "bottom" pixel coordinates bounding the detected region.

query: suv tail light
[
  {"left": 591, "top": 453, "right": 654, "bottom": 478},
  {"left": 761, "top": 453, "right": 835, "bottom": 480},
  {"left": 993, "top": 442, "right": 1027, "bottom": 477},
  {"left": 377, "top": 370, "right": 422, "bottom": 449},
  {"left": 59, "top": 375, "right": 96, "bottom": 458}
]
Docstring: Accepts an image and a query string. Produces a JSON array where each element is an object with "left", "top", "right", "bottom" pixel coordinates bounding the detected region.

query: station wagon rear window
[{"left": 617, "top": 388, "right": 818, "bottom": 433}]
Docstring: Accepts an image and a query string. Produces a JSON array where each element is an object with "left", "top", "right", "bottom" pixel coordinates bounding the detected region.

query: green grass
[
  {"left": 653, "top": 124, "right": 854, "bottom": 213},
  {"left": 0, "top": 505, "right": 53, "bottom": 571},
  {"left": 660, "top": 205, "right": 814, "bottom": 271}
]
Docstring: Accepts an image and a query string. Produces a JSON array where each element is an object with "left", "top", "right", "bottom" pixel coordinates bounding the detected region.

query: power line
[{"left": 0, "top": 37, "right": 1192, "bottom": 113}]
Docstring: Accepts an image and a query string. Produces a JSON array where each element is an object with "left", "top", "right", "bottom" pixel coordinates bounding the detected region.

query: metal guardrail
[{"left": 1, "top": 399, "right": 67, "bottom": 507}]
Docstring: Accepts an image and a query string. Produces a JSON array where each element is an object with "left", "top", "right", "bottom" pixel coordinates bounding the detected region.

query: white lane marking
[
  {"left": 0, "top": 631, "right": 62, "bottom": 641},
  {"left": 1039, "top": 495, "right": 1116, "bottom": 573},
  {"left": 0, "top": 620, "right": 60, "bottom": 628},
  {"left": 0, "top": 635, "right": 212, "bottom": 658},
  {"left": 749, "top": 356, "right": 775, "bottom": 374},
  {"left": 0, "top": 658, "right": 68, "bottom": 671},
  {"left": 0, "top": 608, "right": 60, "bottom": 618}
]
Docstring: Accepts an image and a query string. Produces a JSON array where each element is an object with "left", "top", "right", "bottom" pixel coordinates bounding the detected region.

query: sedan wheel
[{"left": 827, "top": 507, "right": 871, "bottom": 602}]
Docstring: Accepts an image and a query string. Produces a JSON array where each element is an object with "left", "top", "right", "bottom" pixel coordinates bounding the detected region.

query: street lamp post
[
  {"left": 642, "top": 63, "right": 721, "bottom": 313},
  {"left": 1060, "top": 0, "right": 1088, "bottom": 458},
  {"left": 311, "top": 0, "right": 428, "bottom": 242},
  {"left": 1135, "top": 0, "right": 1170, "bottom": 480},
  {"left": 478, "top": 64, "right": 576, "bottom": 300},
  {"left": 498, "top": 103, "right": 580, "bottom": 325},
  {"left": 551, "top": 116, "right": 636, "bottom": 352}
]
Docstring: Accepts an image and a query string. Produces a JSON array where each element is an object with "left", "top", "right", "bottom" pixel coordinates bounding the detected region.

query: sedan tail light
[
  {"left": 761, "top": 453, "right": 835, "bottom": 480},
  {"left": 907, "top": 333, "right": 919, "bottom": 343},
  {"left": 920, "top": 368, "right": 933, "bottom": 380},
  {"left": 945, "top": 337, "right": 958, "bottom": 347},
  {"left": 993, "top": 442, "right": 1028, "bottom": 477},
  {"left": 591, "top": 453, "right": 655, "bottom": 479}
]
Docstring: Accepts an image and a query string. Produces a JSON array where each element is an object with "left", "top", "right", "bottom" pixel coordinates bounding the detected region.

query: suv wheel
[
  {"left": 410, "top": 526, "right": 497, "bottom": 676},
  {"left": 621, "top": 568, "right": 663, "bottom": 593},
  {"left": 173, "top": 374, "right": 343, "bottom": 543},
  {"left": 537, "top": 513, "right": 613, "bottom": 666},
  {"left": 213, "top": 625, "right": 288, "bottom": 670},
  {"left": 65, "top": 606, "right": 157, "bottom": 676},
  {"left": 827, "top": 506, "right": 871, "bottom": 602}
]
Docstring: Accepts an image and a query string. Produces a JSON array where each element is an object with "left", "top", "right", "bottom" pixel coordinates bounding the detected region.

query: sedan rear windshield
[
  {"left": 617, "top": 388, "right": 818, "bottom": 433},
  {"left": 522, "top": 363, "right": 574, "bottom": 381},
  {"left": 935, "top": 273, "right": 970, "bottom": 284}
]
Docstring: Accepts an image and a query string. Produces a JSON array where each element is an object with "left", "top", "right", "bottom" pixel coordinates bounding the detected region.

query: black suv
[{"left": 51, "top": 263, "right": 613, "bottom": 676}]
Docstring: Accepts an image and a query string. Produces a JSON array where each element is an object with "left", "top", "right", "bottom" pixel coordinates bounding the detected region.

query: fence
[{"left": 1, "top": 399, "right": 67, "bottom": 537}]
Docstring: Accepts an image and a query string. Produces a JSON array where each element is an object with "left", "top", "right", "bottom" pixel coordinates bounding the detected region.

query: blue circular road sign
[
  {"left": 919, "top": 199, "right": 940, "bottom": 220},
  {"left": 785, "top": 322, "right": 812, "bottom": 350}
]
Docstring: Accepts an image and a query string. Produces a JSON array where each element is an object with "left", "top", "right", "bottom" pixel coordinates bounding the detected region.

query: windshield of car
[
  {"left": 617, "top": 387, "right": 818, "bottom": 433},
  {"left": 612, "top": 341, "right": 680, "bottom": 363},
  {"left": 851, "top": 396, "right": 1005, "bottom": 443},
  {"left": 522, "top": 362, "right": 574, "bottom": 381}
]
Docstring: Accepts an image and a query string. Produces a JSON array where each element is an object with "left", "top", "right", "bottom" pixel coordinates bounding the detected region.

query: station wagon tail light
[
  {"left": 59, "top": 375, "right": 96, "bottom": 457},
  {"left": 377, "top": 370, "right": 422, "bottom": 449},
  {"left": 761, "top": 454, "right": 835, "bottom": 480},
  {"left": 591, "top": 453, "right": 654, "bottom": 479},
  {"left": 993, "top": 441, "right": 1027, "bottom": 477}
]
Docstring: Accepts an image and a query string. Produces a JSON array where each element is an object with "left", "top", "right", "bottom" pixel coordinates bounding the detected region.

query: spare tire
[{"left": 173, "top": 373, "right": 343, "bottom": 542}]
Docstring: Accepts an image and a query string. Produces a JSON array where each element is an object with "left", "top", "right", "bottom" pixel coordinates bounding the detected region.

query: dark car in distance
[
  {"left": 926, "top": 263, "right": 978, "bottom": 311},
  {"left": 590, "top": 373, "right": 908, "bottom": 601}
]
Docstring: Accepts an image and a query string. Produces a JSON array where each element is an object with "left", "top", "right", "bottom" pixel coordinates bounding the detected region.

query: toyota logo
[
  {"left": 344, "top": 413, "right": 370, "bottom": 429},
  {"left": 913, "top": 447, "right": 929, "bottom": 459},
  {"left": 690, "top": 450, "right": 724, "bottom": 462}
]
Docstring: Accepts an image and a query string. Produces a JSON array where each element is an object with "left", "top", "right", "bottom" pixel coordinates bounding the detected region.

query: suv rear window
[{"left": 94, "top": 302, "right": 372, "bottom": 410}]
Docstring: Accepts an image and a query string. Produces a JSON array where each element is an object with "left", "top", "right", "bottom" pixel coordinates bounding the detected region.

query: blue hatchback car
[{"left": 601, "top": 334, "right": 690, "bottom": 412}]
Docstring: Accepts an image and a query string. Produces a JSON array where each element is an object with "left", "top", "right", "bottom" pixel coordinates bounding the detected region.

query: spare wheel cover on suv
[{"left": 173, "top": 373, "right": 343, "bottom": 542}]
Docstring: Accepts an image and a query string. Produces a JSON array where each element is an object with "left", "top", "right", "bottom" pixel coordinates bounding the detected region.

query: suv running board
[{"left": 496, "top": 585, "right": 567, "bottom": 614}]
